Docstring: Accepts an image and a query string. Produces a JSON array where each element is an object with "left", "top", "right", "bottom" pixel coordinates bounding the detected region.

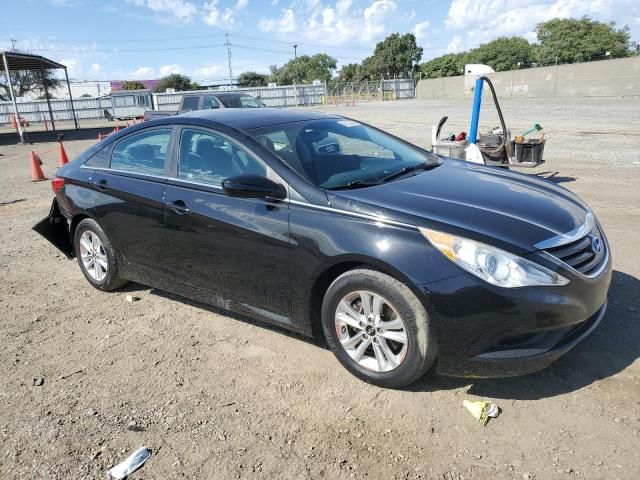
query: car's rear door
[
  {"left": 163, "top": 126, "right": 291, "bottom": 317},
  {"left": 92, "top": 126, "right": 174, "bottom": 275}
]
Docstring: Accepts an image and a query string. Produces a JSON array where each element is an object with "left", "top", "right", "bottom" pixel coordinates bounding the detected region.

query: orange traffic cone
[
  {"left": 30, "top": 152, "right": 46, "bottom": 182},
  {"left": 58, "top": 141, "right": 69, "bottom": 166}
]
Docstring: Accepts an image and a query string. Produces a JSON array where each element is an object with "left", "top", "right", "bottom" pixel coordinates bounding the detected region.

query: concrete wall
[{"left": 417, "top": 57, "right": 640, "bottom": 100}]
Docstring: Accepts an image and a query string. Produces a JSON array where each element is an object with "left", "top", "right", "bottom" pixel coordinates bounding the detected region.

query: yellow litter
[{"left": 463, "top": 399, "right": 500, "bottom": 426}]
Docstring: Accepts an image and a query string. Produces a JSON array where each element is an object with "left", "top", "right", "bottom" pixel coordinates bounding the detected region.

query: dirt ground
[{"left": 1, "top": 98, "right": 639, "bottom": 480}]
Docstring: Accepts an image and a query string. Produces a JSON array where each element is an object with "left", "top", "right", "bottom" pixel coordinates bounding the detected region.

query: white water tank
[{"left": 464, "top": 64, "right": 495, "bottom": 90}]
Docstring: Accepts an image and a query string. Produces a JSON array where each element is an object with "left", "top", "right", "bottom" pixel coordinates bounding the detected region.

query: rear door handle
[
  {"left": 167, "top": 200, "right": 190, "bottom": 215},
  {"left": 93, "top": 179, "right": 108, "bottom": 191}
]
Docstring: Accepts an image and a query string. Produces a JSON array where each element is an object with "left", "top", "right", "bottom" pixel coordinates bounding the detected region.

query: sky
[{"left": 1, "top": 0, "right": 639, "bottom": 84}]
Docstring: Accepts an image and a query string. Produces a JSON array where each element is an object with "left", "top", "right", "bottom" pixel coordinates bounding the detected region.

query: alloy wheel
[
  {"left": 334, "top": 290, "right": 408, "bottom": 372},
  {"left": 79, "top": 230, "right": 108, "bottom": 282}
]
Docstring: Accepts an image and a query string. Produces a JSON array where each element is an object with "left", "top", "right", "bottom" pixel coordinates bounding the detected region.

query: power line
[
  {"left": 21, "top": 43, "right": 227, "bottom": 53},
  {"left": 4, "top": 31, "right": 467, "bottom": 54}
]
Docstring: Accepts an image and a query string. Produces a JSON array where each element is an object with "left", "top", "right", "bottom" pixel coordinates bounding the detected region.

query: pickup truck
[{"left": 144, "top": 92, "right": 266, "bottom": 121}]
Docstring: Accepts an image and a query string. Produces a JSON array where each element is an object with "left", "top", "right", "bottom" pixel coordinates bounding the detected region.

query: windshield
[
  {"left": 218, "top": 94, "right": 263, "bottom": 108},
  {"left": 250, "top": 119, "right": 439, "bottom": 189}
]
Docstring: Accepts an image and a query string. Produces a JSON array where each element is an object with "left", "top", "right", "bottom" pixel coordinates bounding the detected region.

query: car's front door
[
  {"left": 163, "top": 126, "right": 291, "bottom": 317},
  {"left": 92, "top": 126, "right": 173, "bottom": 274}
]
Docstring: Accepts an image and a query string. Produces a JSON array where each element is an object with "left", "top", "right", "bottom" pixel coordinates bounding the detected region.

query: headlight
[{"left": 419, "top": 228, "right": 569, "bottom": 288}]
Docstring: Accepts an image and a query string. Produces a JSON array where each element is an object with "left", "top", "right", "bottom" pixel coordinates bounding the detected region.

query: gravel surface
[{"left": 1, "top": 98, "right": 639, "bottom": 479}]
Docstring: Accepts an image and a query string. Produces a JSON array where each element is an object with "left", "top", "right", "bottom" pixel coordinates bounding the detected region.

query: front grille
[{"left": 544, "top": 226, "right": 607, "bottom": 276}]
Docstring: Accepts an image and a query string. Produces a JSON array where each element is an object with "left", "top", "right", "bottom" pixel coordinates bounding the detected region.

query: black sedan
[{"left": 34, "top": 109, "right": 611, "bottom": 388}]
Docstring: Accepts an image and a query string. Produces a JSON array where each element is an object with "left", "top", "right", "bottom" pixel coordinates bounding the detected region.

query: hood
[{"left": 327, "top": 159, "right": 590, "bottom": 254}]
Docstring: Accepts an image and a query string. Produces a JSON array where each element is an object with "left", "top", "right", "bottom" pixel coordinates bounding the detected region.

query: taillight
[{"left": 51, "top": 177, "right": 65, "bottom": 195}]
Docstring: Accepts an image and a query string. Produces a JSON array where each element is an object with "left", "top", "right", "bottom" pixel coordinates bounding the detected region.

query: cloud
[
  {"left": 259, "top": 0, "right": 396, "bottom": 46},
  {"left": 362, "top": 0, "right": 396, "bottom": 41},
  {"left": 133, "top": 66, "right": 155, "bottom": 78},
  {"left": 90, "top": 63, "right": 102, "bottom": 75},
  {"left": 203, "top": 0, "right": 237, "bottom": 27},
  {"left": 60, "top": 58, "right": 81, "bottom": 74},
  {"left": 130, "top": 0, "right": 197, "bottom": 22},
  {"left": 412, "top": 20, "right": 430, "bottom": 44},
  {"left": 159, "top": 64, "right": 184, "bottom": 76},
  {"left": 447, "top": 35, "right": 464, "bottom": 54},
  {"left": 49, "top": 0, "right": 82, "bottom": 6},
  {"left": 236, "top": 0, "right": 248, "bottom": 9},
  {"left": 445, "top": 0, "right": 640, "bottom": 47},
  {"left": 193, "top": 64, "right": 226, "bottom": 79},
  {"left": 400, "top": 9, "right": 416, "bottom": 22},
  {"left": 258, "top": 8, "right": 296, "bottom": 33}
]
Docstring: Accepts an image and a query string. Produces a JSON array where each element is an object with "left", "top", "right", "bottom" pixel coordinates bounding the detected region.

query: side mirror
[{"left": 222, "top": 174, "right": 286, "bottom": 200}]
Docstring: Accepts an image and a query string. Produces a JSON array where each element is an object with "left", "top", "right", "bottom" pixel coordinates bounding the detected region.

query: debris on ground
[
  {"left": 463, "top": 399, "right": 500, "bottom": 426},
  {"left": 32, "top": 377, "right": 44, "bottom": 386},
  {"left": 125, "top": 295, "right": 141, "bottom": 303},
  {"left": 107, "top": 446, "right": 152, "bottom": 479}
]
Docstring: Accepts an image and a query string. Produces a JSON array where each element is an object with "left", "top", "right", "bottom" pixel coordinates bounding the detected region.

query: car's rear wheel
[
  {"left": 321, "top": 269, "right": 437, "bottom": 388},
  {"left": 74, "top": 218, "right": 128, "bottom": 291}
]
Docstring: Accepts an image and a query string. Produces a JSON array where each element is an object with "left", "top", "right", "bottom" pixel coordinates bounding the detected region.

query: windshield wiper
[
  {"left": 381, "top": 162, "right": 438, "bottom": 183},
  {"left": 328, "top": 180, "right": 381, "bottom": 190}
]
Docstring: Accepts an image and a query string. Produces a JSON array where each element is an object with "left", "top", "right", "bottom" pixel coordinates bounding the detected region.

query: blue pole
[{"left": 469, "top": 77, "right": 483, "bottom": 144}]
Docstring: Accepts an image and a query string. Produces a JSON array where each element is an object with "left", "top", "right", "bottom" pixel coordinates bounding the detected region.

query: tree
[
  {"left": 153, "top": 74, "right": 199, "bottom": 93},
  {"left": 369, "top": 33, "right": 423, "bottom": 78},
  {"left": 121, "top": 80, "right": 146, "bottom": 90},
  {"left": 0, "top": 68, "right": 61, "bottom": 101},
  {"left": 536, "top": 17, "right": 631, "bottom": 65},
  {"left": 36, "top": 92, "right": 56, "bottom": 100},
  {"left": 470, "top": 36, "right": 535, "bottom": 71},
  {"left": 79, "top": 93, "right": 93, "bottom": 98},
  {"left": 335, "top": 63, "right": 359, "bottom": 83},
  {"left": 238, "top": 71, "right": 269, "bottom": 87},
  {"left": 269, "top": 54, "right": 337, "bottom": 84},
  {"left": 335, "top": 62, "right": 375, "bottom": 83},
  {"left": 419, "top": 53, "right": 467, "bottom": 78}
]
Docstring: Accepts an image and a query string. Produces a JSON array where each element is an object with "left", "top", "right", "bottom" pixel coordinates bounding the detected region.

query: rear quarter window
[{"left": 84, "top": 147, "right": 110, "bottom": 168}]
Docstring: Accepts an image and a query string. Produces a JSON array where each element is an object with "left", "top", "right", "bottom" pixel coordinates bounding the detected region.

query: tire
[
  {"left": 321, "top": 269, "right": 437, "bottom": 388},
  {"left": 74, "top": 218, "right": 128, "bottom": 291}
]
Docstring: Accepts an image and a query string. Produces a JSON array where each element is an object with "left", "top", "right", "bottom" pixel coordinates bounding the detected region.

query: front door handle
[
  {"left": 167, "top": 200, "right": 190, "bottom": 215},
  {"left": 93, "top": 179, "right": 108, "bottom": 191}
]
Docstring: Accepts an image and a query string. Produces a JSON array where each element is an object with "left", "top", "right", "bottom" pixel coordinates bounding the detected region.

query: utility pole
[
  {"left": 225, "top": 33, "right": 233, "bottom": 88},
  {"left": 293, "top": 44, "right": 298, "bottom": 106}
]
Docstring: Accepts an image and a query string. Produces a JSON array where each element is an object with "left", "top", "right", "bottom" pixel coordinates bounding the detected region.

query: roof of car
[
  {"left": 182, "top": 91, "right": 247, "bottom": 97},
  {"left": 176, "top": 108, "right": 341, "bottom": 130},
  {"left": 213, "top": 91, "right": 254, "bottom": 97}
]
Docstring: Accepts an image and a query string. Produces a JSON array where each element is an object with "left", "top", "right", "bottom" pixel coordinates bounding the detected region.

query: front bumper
[{"left": 419, "top": 253, "right": 612, "bottom": 378}]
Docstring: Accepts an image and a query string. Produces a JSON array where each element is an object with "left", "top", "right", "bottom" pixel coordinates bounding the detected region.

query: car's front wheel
[
  {"left": 74, "top": 218, "right": 128, "bottom": 291},
  {"left": 321, "top": 269, "right": 437, "bottom": 388}
]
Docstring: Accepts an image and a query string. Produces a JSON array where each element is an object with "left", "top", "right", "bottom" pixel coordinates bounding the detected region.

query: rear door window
[
  {"left": 110, "top": 129, "right": 171, "bottom": 176},
  {"left": 181, "top": 96, "right": 200, "bottom": 111}
]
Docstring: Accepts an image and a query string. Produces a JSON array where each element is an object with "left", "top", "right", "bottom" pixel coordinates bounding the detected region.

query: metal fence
[
  {"left": 1, "top": 79, "right": 415, "bottom": 124},
  {"left": 0, "top": 97, "right": 112, "bottom": 124},
  {"left": 326, "top": 79, "right": 415, "bottom": 103}
]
